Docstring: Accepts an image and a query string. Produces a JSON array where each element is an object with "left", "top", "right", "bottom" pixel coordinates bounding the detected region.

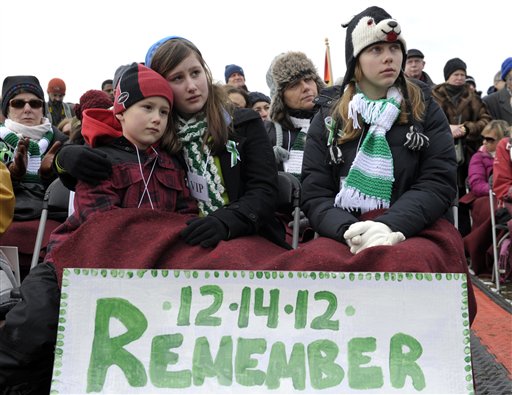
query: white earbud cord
[{"left": 135, "top": 145, "right": 158, "bottom": 209}]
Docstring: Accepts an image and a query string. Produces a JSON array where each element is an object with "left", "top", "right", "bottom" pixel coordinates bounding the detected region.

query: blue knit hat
[
  {"left": 501, "top": 57, "right": 512, "bottom": 81},
  {"left": 145, "top": 35, "right": 186, "bottom": 68},
  {"left": 224, "top": 64, "right": 244, "bottom": 82}
]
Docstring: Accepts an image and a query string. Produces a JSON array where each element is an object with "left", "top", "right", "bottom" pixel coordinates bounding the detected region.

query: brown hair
[
  {"left": 150, "top": 38, "right": 232, "bottom": 154},
  {"left": 332, "top": 64, "right": 426, "bottom": 144}
]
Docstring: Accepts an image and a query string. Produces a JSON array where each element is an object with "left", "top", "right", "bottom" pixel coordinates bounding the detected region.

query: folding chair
[
  {"left": 277, "top": 171, "right": 302, "bottom": 249},
  {"left": 0, "top": 249, "right": 21, "bottom": 319},
  {"left": 452, "top": 202, "right": 458, "bottom": 230},
  {"left": 489, "top": 188, "right": 510, "bottom": 293},
  {"left": 30, "top": 178, "right": 70, "bottom": 270}
]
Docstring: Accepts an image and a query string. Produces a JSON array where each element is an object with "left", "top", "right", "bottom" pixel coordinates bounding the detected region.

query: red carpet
[{"left": 472, "top": 286, "right": 512, "bottom": 378}]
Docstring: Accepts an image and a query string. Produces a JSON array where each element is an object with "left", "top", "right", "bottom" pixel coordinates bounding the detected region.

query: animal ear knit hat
[
  {"left": 113, "top": 62, "right": 174, "bottom": 114},
  {"left": 269, "top": 51, "right": 325, "bottom": 120},
  {"left": 340, "top": 6, "right": 407, "bottom": 89}
]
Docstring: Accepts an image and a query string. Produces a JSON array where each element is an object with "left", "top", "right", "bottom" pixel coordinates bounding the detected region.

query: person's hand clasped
[
  {"left": 39, "top": 141, "right": 62, "bottom": 180},
  {"left": 8, "top": 137, "right": 30, "bottom": 180},
  {"left": 451, "top": 124, "right": 466, "bottom": 139},
  {"left": 180, "top": 216, "right": 229, "bottom": 248},
  {"left": 343, "top": 220, "right": 405, "bottom": 255}
]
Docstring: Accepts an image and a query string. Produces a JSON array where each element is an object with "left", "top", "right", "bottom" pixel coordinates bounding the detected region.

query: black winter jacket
[
  {"left": 301, "top": 83, "right": 457, "bottom": 241},
  {"left": 0, "top": 262, "right": 59, "bottom": 394},
  {"left": 211, "top": 108, "right": 285, "bottom": 246}
]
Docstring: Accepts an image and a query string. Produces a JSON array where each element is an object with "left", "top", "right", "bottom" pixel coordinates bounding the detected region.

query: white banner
[{"left": 51, "top": 269, "right": 473, "bottom": 394}]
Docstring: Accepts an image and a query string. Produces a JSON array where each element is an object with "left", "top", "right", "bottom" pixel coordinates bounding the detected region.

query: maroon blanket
[
  {"left": 52, "top": 208, "right": 476, "bottom": 323},
  {"left": 0, "top": 219, "right": 62, "bottom": 278}
]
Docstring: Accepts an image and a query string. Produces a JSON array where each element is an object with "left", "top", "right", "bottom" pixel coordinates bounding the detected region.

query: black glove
[
  {"left": 180, "top": 216, "right": 229, "bottom": 248},
  {"left": 55, "top": 145, "right": 112, "bottom": 185}
]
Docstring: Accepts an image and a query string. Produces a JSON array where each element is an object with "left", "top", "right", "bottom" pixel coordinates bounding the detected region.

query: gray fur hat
[{"left": 269, "top": 51, "right": 325, "bottom": 125}]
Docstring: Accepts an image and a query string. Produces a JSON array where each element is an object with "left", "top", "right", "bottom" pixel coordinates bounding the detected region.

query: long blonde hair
[{"left": 333, "top": 64, "right": 426, "bottom": 144}]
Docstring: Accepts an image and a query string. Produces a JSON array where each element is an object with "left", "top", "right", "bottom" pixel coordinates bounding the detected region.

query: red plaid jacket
[{"left": 45, "top": 137, "right": 198, "bottom": 262}]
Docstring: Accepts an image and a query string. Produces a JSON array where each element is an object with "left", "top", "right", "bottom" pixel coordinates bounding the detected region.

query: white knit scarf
[{"left": 334, "top": 87, "right": 402, "bottom": 213}]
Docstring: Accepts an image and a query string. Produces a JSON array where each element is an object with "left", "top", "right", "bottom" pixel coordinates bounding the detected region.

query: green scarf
[
  {"left": 334, "top": 87, "right": 402, "bottom": 213},
  {"left": 0, "top": 119, "right": 54, "bottom": 182},
  {"left": 176, "top": 115, "right": 225, "bottom": 215}
]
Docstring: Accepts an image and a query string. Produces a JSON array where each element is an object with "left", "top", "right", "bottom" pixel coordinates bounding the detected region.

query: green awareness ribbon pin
[{"left": 226, "top": 140, "right": 240, "bottom": 167}]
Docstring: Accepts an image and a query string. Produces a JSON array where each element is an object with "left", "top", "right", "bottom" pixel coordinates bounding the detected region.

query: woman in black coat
[
  {"left": 56, "top": 37, "right": 287, "bottom": 249},
  {"left": 302, "top": 6, "right": 457, "bottom": 253}
]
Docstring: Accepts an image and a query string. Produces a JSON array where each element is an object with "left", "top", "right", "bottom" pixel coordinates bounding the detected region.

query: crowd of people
[{"left": 0, "top": 5, "right": 511, "bottom": 393}]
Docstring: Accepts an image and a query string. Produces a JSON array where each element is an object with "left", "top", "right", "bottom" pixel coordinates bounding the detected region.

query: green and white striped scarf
[
  {"left": 176, "top": 114, "right": 225, "bottom": 216},
  {"left": 0, "top": 118, "right": 54, "bottom": 182},
  {"left": 334, "top": 87, "right": 402, "bottom": 213}
]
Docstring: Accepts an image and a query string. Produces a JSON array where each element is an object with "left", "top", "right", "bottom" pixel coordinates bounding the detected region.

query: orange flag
[{"left": 324, "top": 38, "right": 333, "bottom": 86}]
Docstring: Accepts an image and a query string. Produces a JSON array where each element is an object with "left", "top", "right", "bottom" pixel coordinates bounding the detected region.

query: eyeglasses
[
  {"left": 482, "top": 136, "right": 496, "bottom": 143},
  {"left": 9, "top": 99, "right": 44, "bottom": 109}
]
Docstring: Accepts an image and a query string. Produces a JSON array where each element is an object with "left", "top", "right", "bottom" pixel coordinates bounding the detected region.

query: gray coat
[{"left": 483, "top": 88, "right": 512, "bottom": 124}]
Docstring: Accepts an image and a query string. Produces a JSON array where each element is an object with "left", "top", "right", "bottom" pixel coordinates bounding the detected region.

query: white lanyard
[{"left": 135, "top": 145, "right": 158, "bottom": 209}]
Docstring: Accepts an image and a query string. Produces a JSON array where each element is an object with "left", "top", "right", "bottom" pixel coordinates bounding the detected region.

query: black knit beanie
[
  {"left": 1, "top": 75, "right": 45, "bottom": 117},
  {"left": 443, "top": 58, "right": 467, "bottom": 81}
]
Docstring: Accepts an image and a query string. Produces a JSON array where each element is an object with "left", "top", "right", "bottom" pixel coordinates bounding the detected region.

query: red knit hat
[
  {"left": 74, "top": 89, "right": 113, "bottom": 120},
  {"left": 113, "top": 63, "right": 173, "bottom": 114},
  {"left": 47, "top": 78, "right": 66, "bottom": 94}
]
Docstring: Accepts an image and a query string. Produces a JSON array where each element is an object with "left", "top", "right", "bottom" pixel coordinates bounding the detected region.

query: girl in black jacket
[{"left": 302, "top": 6, "right": 457, "bottom": 254}]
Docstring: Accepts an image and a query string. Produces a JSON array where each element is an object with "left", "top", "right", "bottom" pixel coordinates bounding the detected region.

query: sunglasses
[
  {"left": 482, "top": 136, "right": 496, "bottom": 143},
  {"left": 9, "top": 99, "right": 44, "bottom": 109}
]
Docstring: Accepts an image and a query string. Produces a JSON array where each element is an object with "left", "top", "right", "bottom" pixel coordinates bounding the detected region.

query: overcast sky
[{"left": 1, "top": 1, "right": 508, "bottom": 104}]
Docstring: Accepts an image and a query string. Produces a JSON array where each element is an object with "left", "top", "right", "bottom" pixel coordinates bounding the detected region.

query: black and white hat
[{"left": 340, "top": 6, "right": 407, "bottom": 89}]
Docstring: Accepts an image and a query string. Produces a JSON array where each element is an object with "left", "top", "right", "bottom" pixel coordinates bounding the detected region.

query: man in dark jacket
[
  {"left": 483, "top": 57, "right": 512, "bottom": 124},
  {"left": 404, "top": 49, "right": 435, "bottom": 87}
]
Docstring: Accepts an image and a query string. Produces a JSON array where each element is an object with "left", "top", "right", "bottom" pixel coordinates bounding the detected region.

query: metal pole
[{"left": 489, "top": 189, "right": 500, "bottom": 292}]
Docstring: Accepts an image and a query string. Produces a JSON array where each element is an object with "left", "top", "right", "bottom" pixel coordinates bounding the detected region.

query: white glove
[{"left": 343, "top": 220, "right": 405, "bottom": 255}]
